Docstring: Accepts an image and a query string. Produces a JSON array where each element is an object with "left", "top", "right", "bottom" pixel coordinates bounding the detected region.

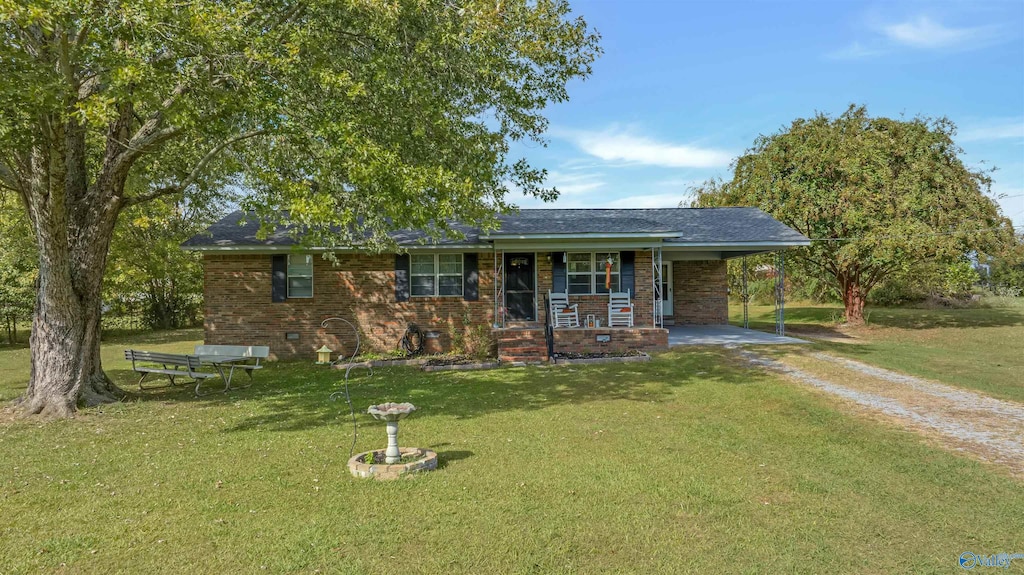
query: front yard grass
[
  {"left": 1, "top": 332, "right": 1022, "bottom": 573},
  {"left": 732, "top": 296, "right": 1024, "bottom": 403}
]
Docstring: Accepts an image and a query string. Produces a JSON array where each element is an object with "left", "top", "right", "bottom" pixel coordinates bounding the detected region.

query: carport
[{"left": 668, "top": 324, "right": 808, "bottom": 346}]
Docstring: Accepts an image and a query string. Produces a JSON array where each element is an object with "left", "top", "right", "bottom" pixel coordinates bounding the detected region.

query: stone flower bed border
[
  {"left": 332, "top": 354, "right": 499, "bottom": 371},
  {"left": 348, "top": 447, "right": 438, "bottom": 480},
  {"left": 331, "top": 352, "right": 650, "bottom": 370},
  {"left": 551, "top": 352, "right": 651, "bottom": 366},
  {"left": 421, "top": 360, "right": 500, "bottom": 372},
  {"left": 331, "top": 357, "right": 428, "bottom": 370}
]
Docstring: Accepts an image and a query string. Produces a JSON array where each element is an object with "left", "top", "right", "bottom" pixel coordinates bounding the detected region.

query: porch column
[
  {"left": 774, "top": 251, "right": 786, "bottom": 336},
  {"left": 494, "top": 248, "right": 504, "bottom": 328},
  {"left": 742, "top": 256, "right": 749, "bottom": 329},
  {"left": 651, "top": 245, "right": 663, "bottom": 328}
]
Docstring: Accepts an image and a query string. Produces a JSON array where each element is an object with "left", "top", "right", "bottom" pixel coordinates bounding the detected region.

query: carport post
[
  {"left": 742, "top": 256, "right": 749, "bottom": 329},
  {"left": 774, "top": 251, "right": 786, "bottom": 337}
]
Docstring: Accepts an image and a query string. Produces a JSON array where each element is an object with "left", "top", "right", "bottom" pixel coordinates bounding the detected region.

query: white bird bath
[
  {"left": 349, "top": 402, "right": 437, "bottom": 480},
  {"left": 367, "top": 402, "right": 416, "bottom": 463}
]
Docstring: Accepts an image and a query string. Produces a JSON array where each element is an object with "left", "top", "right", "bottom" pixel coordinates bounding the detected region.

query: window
[
  {"left": 287, "top": 254, "right": 314, "bottom": 298},
  {"left": 566, "top": 252, "right": 619, "bottom": 294},
  {"left": 411, "top": 254, "right": 463, "bottom": 297}
]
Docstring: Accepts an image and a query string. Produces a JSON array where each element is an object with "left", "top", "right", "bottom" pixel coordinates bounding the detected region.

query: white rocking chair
[
  {"left": 548, "top": 291, "right": 580, "bottom": 328},
  {"left": 608, "top": 290, "right": 634, "bottom": 327}
]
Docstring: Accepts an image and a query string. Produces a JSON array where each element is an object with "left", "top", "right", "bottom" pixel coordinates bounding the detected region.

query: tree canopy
[
  {"left": 0, "top": 0, "right": 600, "bottom": 415},
  {"left": 695, "top": 105, "right": 1015, "bottom": 323}
]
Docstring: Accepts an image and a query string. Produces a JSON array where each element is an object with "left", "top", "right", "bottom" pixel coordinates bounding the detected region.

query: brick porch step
[{"left": 495, "top": 324, "right": 549, "bottom": 362}]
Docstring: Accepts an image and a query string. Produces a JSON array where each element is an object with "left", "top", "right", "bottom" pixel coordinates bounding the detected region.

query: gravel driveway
[{"left": 736, "top": 348, "right": 1024, "bottom": 477}]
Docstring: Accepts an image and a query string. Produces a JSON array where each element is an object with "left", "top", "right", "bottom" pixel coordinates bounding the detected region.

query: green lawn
[
  {"left": 732, "top": 297, "right": 1024, "bottom": 403},
  {"left": 1, "top": 332, "right": 1023, "bottom": 573}
]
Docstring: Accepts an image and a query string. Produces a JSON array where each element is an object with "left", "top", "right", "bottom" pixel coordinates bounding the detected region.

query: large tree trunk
[
  {"left": 842, "top": 279, "right": 866, "bottom": 325},
  {"left": 23, "top": 259, "right": 120, "bottom": 416},
  {"left": 18, "top": 116, "right": 128, "bottom": 416}
]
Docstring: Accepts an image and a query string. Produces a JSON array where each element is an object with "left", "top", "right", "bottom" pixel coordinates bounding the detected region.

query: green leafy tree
[
  {"left": 0, "top": 0, "right": 600, "bottom": 415},
  {"left": 106, "top": 196, "right": 229, "bottom": 330},
  {"left": 0, "top": 199, "right": 36, "bottom": 344},
  {"left": 986, "top": 231, "right": 1024, "bottom": 296},
  {"left": 941, "top": 260, "right": 981, "bottom": 298},
  {"left": 694, "top": 105, "right": 1014, "bottom": 324}
]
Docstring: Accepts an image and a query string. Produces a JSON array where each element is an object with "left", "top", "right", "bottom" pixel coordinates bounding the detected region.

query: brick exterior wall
[
  {"left": 552, "top": 327, "right": 668, "bottom": 355},
  {"left": 202, "top": 251, "right": 728, "bottom": 360},
  {"left": 672, "top": 260, "right": 728, "bottom": 324},
  {"left": 203, "top": 253, "right": 494, "bottom": 359},
  {"left": 493, "top": 326, "right": 668, "bottom": 362}
]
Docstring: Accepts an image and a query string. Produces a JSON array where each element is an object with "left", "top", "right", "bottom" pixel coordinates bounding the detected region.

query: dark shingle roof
[
  {"left": 182, "top": 208, "right": 808, "bottom": 248},
  {"left": 487, "top": 208, "right": 807, "bottom": 243}
]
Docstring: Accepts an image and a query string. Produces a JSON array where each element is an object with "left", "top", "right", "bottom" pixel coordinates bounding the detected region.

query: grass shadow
[
  {"left": 435, "top": 450, "right": 474, "bottom": 469},
  {"left": 210, "top": 349, "right": 768, "bottom": 434}
]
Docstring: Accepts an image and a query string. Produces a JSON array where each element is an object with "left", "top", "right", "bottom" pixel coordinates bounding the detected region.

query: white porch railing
[{"left": 493, "top": 249, "right": 505, "bottom": 328}]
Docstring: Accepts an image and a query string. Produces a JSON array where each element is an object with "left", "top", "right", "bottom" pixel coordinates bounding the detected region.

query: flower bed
[
  {"left": 348, "top": 447, "right": 438, "bottom": 480},
  {"left": 421, "top": 355, "right": 500, "bottom": 372},
  {"left": 551, "top": 350, "right": 650, "bottom": 365}
]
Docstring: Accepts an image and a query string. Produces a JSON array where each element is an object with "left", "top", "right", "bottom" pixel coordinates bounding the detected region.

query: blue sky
[{"left": 512, "top": 0, "right": 1024, "bottom": 227}]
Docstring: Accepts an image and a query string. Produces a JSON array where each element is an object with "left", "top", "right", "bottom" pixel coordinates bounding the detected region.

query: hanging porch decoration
[{"left": 605, "top": 256, "right": 614, "bottom": 290}]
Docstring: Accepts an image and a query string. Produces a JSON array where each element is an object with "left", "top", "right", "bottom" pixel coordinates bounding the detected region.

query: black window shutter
[
  {"left": 551, "top": 252, "right": 567, "bottom": 293},
  {"left": 620, "top": 251, "right": 635, "bottom": 295},
  {"left": 271, "top": 255, "right": 287, "bottom": 302},
  {"left": 463, "top": 253, "right": 479, "bottom": 301},
  {"left": 395, "top": 254, "right": 410, "bottom": 302}
]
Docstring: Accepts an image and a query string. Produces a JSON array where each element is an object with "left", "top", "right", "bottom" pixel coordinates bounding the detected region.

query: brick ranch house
[{"left": 182, "top": 208, "right": 809, "bottom": 362}]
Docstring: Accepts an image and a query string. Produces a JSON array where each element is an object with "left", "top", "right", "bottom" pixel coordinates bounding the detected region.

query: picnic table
[
  {"left": 193, "top": 345, "right": 268, "bottom": 390},
  {"left": 124, "top": 345, "right": 269, "bottom": 397}
]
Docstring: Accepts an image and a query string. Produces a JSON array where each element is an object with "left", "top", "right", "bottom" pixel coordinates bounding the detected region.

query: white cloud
[
  {"left": 556, "top": 127, "right": 734, "bottom": 169},
  {"left": 958, "top": 118, "right": 1024, "bottom": 143},
  {"left": 881, "top": 16, "right": 988, "bottom": 49},
  {"left": 826, "top": 15, "right": 1003, "bottom": 59},
  {"left": 545, "top": 170, "right": 605, "bottom": 196}
]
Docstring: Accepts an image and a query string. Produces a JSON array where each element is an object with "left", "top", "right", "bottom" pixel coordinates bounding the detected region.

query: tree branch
[
  {"left": 78, "top": 74, "right": 102, "bottom": 100},
  {"left": 58, "top": 28, "right": 76, "bottom": 88},
  {"left": 864, "top": 263, "right": 899, "bottom": 291},
  {"left": 105, "top": 86, "right": 191, "bottom": 179},
  {"left": 123, "top": 84, "right": 189, "bottom": 151},
  {"left": 0, "top": 161, "right": 19, "bottom": 192},
  {"left": 124, "top": 129, "right": 268, "bottom": 207}
]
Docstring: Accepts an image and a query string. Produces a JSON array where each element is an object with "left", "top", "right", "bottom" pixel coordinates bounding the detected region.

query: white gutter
[
  {"left": 480, "top": 232, "right": 682, "bottom": 240},
  {"left": 661, "top": 240, "right": 811, "bottom": 249},
  {"left": 181, "top": 244, "right": 494, "bottom": 253}
]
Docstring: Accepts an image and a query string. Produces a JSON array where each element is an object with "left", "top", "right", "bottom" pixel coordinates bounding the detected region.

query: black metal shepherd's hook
[{"left": 321, "top": 317, "right": 373, "bottom": 457}]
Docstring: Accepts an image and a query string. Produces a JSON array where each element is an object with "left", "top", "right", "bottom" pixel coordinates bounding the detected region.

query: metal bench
[
  {"left": 193, "top": 345, "right": 269, "bottom": 389},
  {"left": 124, "top": 349, "right": 219, "bottom": 396}
]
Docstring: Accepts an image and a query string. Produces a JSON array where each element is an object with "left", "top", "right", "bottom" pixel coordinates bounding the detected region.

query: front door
[
  {"left": 661, "top": 262, "right": 674, "bottom": 317},
  {"left": 504, "top": 253, "right": 536, "bottom": 321}
]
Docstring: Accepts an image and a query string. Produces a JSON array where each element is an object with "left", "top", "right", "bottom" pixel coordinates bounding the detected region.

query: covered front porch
[{"left": 485, "top": 220, "right": 810, "bottom": 362}]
